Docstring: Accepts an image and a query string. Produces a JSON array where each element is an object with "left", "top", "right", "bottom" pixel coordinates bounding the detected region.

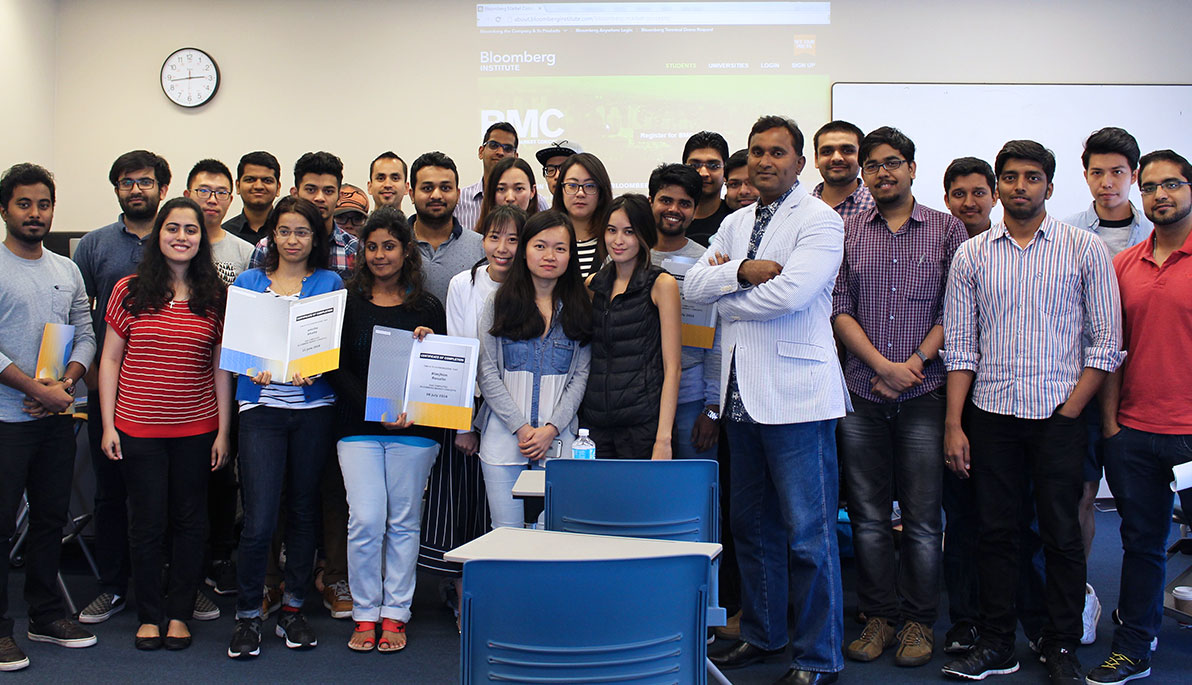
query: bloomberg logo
[
  {"left": 481, "top": 109, "right": 564, "bottom": 139},
  {"left": 480, "top": 50, "right": 557, "bottom": 72}
]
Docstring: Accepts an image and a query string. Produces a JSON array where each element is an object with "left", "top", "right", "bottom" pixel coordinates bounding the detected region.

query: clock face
[{"left": 160, "top": 48, "right": 219, "bottom": 108}]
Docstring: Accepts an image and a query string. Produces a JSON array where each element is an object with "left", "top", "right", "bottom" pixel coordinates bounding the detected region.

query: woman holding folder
[
  {"left": 476, "top": 210, "right": 592, "bottom": 529},
  {"left": 327, "top": 207, "right": 446, "bottom": 653},
  {"left": 98, "top": 197, "right": 231, "bottom": 651},
  {"left": 226, "top": 196, "right": 343, "bottom": 658}
]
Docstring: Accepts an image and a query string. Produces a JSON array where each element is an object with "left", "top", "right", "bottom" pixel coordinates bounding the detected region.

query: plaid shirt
[
  {"left": 832, "top": 202, "right": 966, "bottom": 402},
  {"left": 813, "top": 180, "right": 875, "bottom": 221},
  {"left": 249, "top": 224, "right": 359, "bottom": 277}
]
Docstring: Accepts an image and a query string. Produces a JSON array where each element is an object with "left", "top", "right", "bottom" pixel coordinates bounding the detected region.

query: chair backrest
[
  {"left": 544, "top": 459, "right": 719, "bottom": 543},
  {"left": 460, "top": 556, "right": 709, "bottom": 684}
]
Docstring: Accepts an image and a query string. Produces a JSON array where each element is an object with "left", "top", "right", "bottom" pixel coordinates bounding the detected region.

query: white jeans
[
  {"left": 337, "top": 437, "right": 439, "bottom": 622},
  {"left": 480, "top": 459, "right": 546, "bottom": 529}
]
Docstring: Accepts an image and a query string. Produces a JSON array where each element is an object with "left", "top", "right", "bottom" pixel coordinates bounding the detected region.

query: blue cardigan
[{"left": 230, "top": 268, "right": 345, "bottom": 404}]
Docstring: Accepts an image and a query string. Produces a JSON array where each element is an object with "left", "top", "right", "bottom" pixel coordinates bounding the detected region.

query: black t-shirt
[{"left": 686, "top": 200, "right": 731, "bottom": 247}]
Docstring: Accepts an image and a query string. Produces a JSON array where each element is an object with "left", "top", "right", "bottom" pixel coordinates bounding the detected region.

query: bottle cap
[{"left": 578, "top": 428, "right": 589, "bottom": 437}]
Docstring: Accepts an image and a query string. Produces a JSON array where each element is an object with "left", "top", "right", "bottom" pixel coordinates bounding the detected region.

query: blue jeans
[
  {"left": 338, "top": 437, "right": 439, "bottom": 622},
  {"left": 480, "top": 460, "right": 545, "bottom": 529},
  {"left": 673, "top": 400, "right": 718, "bottom": 460},
  {"left": 839, "top": 390, "right": 943, "bottom": 624},
  {"left": 1103, "top": 425, "right": 1192, "bottom": 657},
  {"left": 727, "top": 418, "right": 844, "bottom": 673},
  {"left": 235, "top": 405, "right": 335, "bottom": 618}
]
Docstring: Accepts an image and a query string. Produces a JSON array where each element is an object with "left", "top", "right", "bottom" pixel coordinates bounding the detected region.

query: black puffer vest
[{"left": 581, "top": 263, "right": 664, "bottom": 428}]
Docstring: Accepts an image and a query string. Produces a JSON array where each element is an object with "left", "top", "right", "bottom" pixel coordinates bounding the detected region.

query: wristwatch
[
  {"left": 59, "top": 377, "right": 75, "bottom": 396},
  {"left": 913, "top": 349, "right": 929, "bottom": 364},
  {"left": 703, "top": 407, "right": 720, "bottom": 422}
]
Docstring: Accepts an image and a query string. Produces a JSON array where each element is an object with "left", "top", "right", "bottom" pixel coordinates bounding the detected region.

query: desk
[
  {"left": 446, "top": 526, "right": 721, "bottom": 564},
  {"left": 511, "top": 469, "right": 545, "bottom": 498}
]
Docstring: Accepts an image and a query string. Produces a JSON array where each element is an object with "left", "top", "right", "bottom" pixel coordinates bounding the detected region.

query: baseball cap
[
  {"left": 535, "top": 140, "right": 584, "bottom": 166},
  {"left": 335, "top": 184, "right": 369, "bottom": 216}
]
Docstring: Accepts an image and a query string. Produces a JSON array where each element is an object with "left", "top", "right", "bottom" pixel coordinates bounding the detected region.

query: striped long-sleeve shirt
[{"left": 942, "top": 215, "right": 1124, "bottom": 420}]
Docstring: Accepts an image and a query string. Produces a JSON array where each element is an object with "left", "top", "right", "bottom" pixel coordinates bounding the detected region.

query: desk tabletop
[
  {"left": 445, "top": 527, "right": 722, "bottom": 563},
  {"left": 511, "top": 469, "right": 545, "bottom": 498}
]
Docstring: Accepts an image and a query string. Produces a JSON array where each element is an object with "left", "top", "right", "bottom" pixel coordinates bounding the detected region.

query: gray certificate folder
[{"left": 364, "top": 326, "right": 414, "bottom": 422}]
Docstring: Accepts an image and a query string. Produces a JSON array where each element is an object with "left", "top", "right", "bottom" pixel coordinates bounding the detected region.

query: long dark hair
[
  {"left": 475, "top": 157, "right": 539, "bottom": 232},
  {"left": 122, "top": 197, "right": 226, "bottom": 318},
  {"left": 551, "top": 152, "right": 613, "bottom": 262},
  {"left": 490, "top": 210, "right": 592, "bottom": 344},
  {"left": 347, "top": 207, "right": 427, "bottom": 304},
  {"left": 470, "top": 205, "right": 528, "bottom": 282},
  {"left": 262, "top": 196, "right": 330, "bottom": 271},
  {"left": 605, "top": 193, "right": 657, "bottom": 274}
]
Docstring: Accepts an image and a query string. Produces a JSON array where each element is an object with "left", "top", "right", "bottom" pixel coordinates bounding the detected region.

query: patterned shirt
[
  {"left": 942, "top": 215, "right": 1124, "bottom": 419},
  {"left": 726, "top": 185, "right": 795, "bottom": 423},
  {"left": 813, "top": 180, "right": 876, "bottom": 221},
  {"left": 454, "top": 181, "right": 485, "bottom": 233},
  {"left": 832, "top": 202, "right": 966, "bottom": 402},
  {"left": 249, "top": 224, "right": 359, "bottom": 277}
]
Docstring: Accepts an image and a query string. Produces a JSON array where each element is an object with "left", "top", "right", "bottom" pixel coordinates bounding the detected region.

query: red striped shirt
[{"left": 105, "top": 276, "right": 223, "bottom": 438}]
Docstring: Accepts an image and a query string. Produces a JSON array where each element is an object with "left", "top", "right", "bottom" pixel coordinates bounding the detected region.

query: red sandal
[
  {"left": 378, "top": 618, "right": 406, "bottom": 653},
  {"left": 348, "top": 621, "right": 376, "bottom": 652}
]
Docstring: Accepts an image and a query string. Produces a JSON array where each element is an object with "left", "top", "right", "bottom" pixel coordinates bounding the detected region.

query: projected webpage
[{"left": 475, "top": 2, "right": 832, "bottom": 189}]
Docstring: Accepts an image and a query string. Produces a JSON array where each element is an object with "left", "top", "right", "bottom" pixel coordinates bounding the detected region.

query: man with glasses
[
  {"left": 811, "top": 120, "right": 876, "bottom": 221},
  {"left": 367, "top": 151, "right": 408, "bottom": 215},
  {"left": 333, "top": 185, "right": 369, "bottom": 238},
  {"left": 536, "top": 139, "right": 582, "bottom": 198},
  {"left": 74, "top": 151, "right": 171, "bottom": 626},
  {"left": 454, "top": 122, "right": 520, "bottom": 231},
  {"left": 833, "top": 127, "right": 966, "bottom": 668},
  {"left": 683, "top": 131, "right": 732, "bottom": 246},
  {"left": 1087, "top": 150, "right": 1192, "bottom": 685},
  {"left": 184, "top": 159, "right": 253, "bottom": 284},
  {"left": 224, "top": 151, "right": 281, "bottom": 245}
]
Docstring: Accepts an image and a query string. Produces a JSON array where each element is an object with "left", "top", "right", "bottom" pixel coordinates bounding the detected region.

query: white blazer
[{"left": 684, "top": 182, "right": 850, "bottom": 425}]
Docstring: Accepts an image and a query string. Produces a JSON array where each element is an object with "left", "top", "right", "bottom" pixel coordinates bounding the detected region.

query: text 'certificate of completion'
[
  {"left": 219, "top": 286, "right": 347, "bottom": 380},
  {"left": 660, "top": 255, "right": 716, "bottom": 348},
  {"left": 365, "top": 327, "right": 479, "bottom": 430}
]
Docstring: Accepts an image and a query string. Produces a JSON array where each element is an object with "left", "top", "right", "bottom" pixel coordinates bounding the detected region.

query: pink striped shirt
[
  {"left": 105, "top": 276, "right": 223, "bottom": 437},
  {"left": 942, "top": 215, "right": 1124, "bottom": 419}
]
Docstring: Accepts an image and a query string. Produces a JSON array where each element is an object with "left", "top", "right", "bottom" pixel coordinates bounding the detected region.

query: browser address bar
[{"left": 476, "top": 2, "right": 831, "bottom": 27}]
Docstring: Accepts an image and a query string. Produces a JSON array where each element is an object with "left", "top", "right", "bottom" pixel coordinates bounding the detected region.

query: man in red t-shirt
[{"left": 1088, "top": 149, "right": 1192, "bottom": 685}]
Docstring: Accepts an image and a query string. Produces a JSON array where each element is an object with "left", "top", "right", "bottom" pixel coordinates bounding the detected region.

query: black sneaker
[
  {"left": 0, "top": 637, "right": 29, "bottom": 672},
  {"left": 1042, "top": 643, "right": 1082, "bottom": 683},
  {"left": 942, "top": 643, "right": 1019, "bottom": 680},
  {"left": 78, "top": 592, "right": 125, "bottom": 624},
  {"left": 1086, "top": 652, "right": 1151, "bottom": 684},
  {"left": 275, "top": 610, "right": 317, "bottom": 649},
  {"left": 27, "top": 619, "right": 97, "bottom": 648},
  {"left": 228, "top": 617, "right": 262, "bottom": 659},
  {"left": 944, "top": 620, "right": 980, "bottom": 654},
  {"left": 206, "top": 560, "right": 238, "bottom": 595}
]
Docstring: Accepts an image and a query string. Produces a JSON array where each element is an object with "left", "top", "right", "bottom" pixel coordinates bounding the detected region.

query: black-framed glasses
[
  {"left": 484, "top": 140, "right": 516, "bottom": 154},
  {"left": 1140, "top": 180, "right": 1192, "bottom": 195},
  {"left": 118, "top": 178, "right": 156, "bottom": 190},
  {"left": 562, "top": 182, "right": 598, "bottom": 196},
  {"left": 861, "top": 159, "right": 909, "bottom": 175},
  {"left": 336, "top": 213, "right": 366, "bottom": 226},
  {"left": 543, "top": 164, "right": 561, "bottom": 177},
  {"left": 687, "top": 161, "right": 723, "bottom": 172},
  {"left": 190, "top": 187, "right": 232, "bottom": 201}
]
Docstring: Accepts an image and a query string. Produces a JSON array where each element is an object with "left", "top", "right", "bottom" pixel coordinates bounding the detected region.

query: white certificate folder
[
  {"left": 365, "top": 327, "right": 479, "bottom": 430},
  {"left": 219, "top": 286, "right": 347, "bottom": 380}
]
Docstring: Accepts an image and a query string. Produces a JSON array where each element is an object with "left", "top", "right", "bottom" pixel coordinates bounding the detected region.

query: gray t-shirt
[
  {"left": 0, "top": 244, "right": 96, "bottom": 422},
  {"left": 414, "top": 218, "right": 484, "bottom": 303},
  {"left": 209, "top": 231, "right": 254, "bottom": 285}
]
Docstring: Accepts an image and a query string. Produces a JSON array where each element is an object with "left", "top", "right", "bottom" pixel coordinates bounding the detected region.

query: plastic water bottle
[{"left": 572, "top": 428, "right": 596, "bottom": 459}]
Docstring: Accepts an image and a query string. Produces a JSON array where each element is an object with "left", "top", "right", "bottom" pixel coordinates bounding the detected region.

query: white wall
[{"left": 7, "top": 0, "right": 1192, "bottom": 232}]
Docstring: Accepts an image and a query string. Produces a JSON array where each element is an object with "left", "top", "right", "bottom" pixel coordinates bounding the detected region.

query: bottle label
[{"left": 572, "top": 446, "right": 595, "bottom": 460}]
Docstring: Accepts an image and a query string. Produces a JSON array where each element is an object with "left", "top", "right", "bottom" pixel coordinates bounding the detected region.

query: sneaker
[
  {"left": 276, "top": 609, "right": 317, "bottom": 649},
  {"left": 261, "top": 585, "right": 283, "bottom": 619},
  {"left": 944, "top": 620, "right": 980, "bottom": 654},
  {"left": 0, "top": 637, "right": 29, "bottom": 672},
  {"left": 26, "top": 618, "right": 97, "bottom": 648},
  {"left": 323, "top": 579, "right": 352, "bottom": 619},
  {"left": 206, "top": 560, "right": 238, "bottom": 595},
  {"left": 78, "top": 592, "right": 125, "bottom": 624},
  {"left": 193, "top": 591, "right": 221, "bottom": 621},
  {"left": 1082, "top": 583, "right": 1102, "bottom": 645},
  {"left": 895, "top": 620, "right": 934, "bottom": 667},
  {"left": 227, "top": 617, "right": 262, "bottom": 659},
  {"left": 846, "top": 616, "right": 897, "bottom": 662},
  {"left": 942, "top": 643, "right": 1019, "bottom": 680},
  {"left": 1085, "top": 651, "right": 1151, "bottom": 684},
  {"left": 1042, "top": 643, "right": 1082, "bottom": 683}
]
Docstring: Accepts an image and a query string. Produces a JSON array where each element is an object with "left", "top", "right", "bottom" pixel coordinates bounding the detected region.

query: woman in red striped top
[{"left": 98, "top": 197, "right": 232, "bottom": 651}]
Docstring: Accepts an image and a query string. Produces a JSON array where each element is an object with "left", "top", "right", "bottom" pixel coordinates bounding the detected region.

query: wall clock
[{"left": 160, "top": 48, "right": 220, "bottom": 108}]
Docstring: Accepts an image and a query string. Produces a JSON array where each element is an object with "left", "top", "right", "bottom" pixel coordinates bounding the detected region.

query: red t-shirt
[
  {"left": 1113, "top": 229, "right": 1192, "bottom": 434},
  {"left": 105, "top": 276, "right": 224, "bottom": 438}
]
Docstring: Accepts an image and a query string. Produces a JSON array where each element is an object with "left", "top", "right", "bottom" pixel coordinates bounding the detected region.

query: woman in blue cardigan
[{"left": 226, "top": 197, "right": 344, "bottom": 659}]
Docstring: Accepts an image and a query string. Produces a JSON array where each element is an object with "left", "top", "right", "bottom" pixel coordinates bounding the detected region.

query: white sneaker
[{"left": 1082, "top": 583, "right": 1102, "bottom": 645}]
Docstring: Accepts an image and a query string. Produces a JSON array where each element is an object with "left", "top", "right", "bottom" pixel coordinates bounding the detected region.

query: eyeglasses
[
  {"left": 336, "top": 213, "right": 366, "bottom": 226},
  {"left": 275, "top": 228, "right": 313, "bottom": 239},
  {"left": 191, "top": 187, "right": 232, "bottom": 201},
  {"left": 484, "top": 140, "right": 516, "bottom": 154},
  {"left": 118, "top": 177, "right": 156, "bottom": 190},
  {"left": 861, "top": 159, "right": 910, "bottom": 175},
  {"left": 543, "top": 164, "right": 561, "bottom": 177},
  {"left": 562, "top": 182, "right": 599, "bottom": 196},
  {"left": 687, "top": 161, "right": 723, "bottom": 172},
  {"left": 1140, "top": 180, "right": 1192, "bottom": 195}
]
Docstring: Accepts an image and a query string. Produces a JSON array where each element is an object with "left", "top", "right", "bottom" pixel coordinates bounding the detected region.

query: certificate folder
[
  {"left": 365, "top": 327, "right": 480, "bottom": 430},
  {"left": 219, "top": 286, "right": 347, "bottom": 380},
  {"left": 660, "top": 255, "right": 716, "bottom": 349},
  {"left": 36, "top": 322, "right": 75, "bottom": 380}
]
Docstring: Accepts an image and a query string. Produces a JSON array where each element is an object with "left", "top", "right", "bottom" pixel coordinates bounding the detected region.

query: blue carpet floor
[{"left": 5, "top": 509, "right": 1192, "bottom": 683}]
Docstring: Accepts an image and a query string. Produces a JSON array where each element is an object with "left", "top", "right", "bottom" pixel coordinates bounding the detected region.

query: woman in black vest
[{"left": 582, "top": 194, "right": 682, "bottom": 459}]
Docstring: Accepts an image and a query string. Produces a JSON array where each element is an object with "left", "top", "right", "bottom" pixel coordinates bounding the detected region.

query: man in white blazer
[{"left": 686, "top": 115, "right": 848, "bottom": 685}]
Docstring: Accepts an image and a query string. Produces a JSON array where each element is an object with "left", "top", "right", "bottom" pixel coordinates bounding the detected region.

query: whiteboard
[{"left": 831, "top": 83, "right": 1192, "bottom": 223}]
